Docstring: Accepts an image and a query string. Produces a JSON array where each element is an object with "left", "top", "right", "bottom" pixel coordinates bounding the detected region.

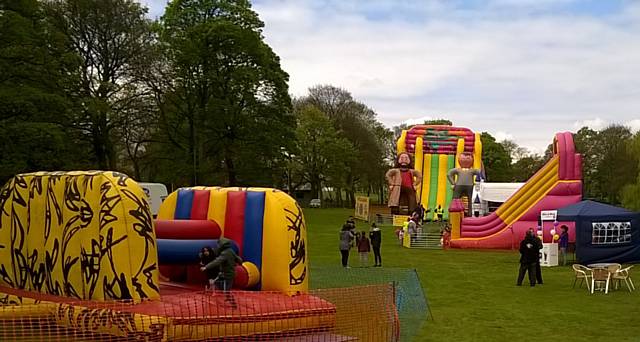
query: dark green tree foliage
[
  {"left": 156, "top": 0, "right": 293, "bottom": 186},
  {"left": 0, "top": 0, "right": 89, "bottom": 183},
  {"left": 510, "top": 155, "right": 545, "bottom": 182},
  {"left": 621, "top": 132, "right": 640, "bottom": 210},
  {"left": 574, "top": 125, "right": 638, "bottom": 204},
  {"left": 47, "top": 0, "right": 155, "bottom": 170},
  {"left": 291, "top": 105, "right": 354, "bottom": 199},
  {"left": 298, "top": 85, "right": 391, "bottom": 207},
  {"left": 480, "top": 132, "right": 512, "bottom": 182}
]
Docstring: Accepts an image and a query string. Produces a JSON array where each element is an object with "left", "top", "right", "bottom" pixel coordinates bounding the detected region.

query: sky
[{"left": 142, "top": 0, "right": 640, "bottom": 155}]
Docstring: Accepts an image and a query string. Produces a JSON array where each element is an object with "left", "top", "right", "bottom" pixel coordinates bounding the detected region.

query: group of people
[
  {"left": 339, "top": 216, "right": 382, "bottom": 268},
  {"left": 517, "top": 225, "right": 569, "bottom": 286}
]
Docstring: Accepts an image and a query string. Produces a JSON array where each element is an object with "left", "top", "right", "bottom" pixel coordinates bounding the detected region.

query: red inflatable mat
[{"left": 155, "top": 219, "right": 221, "bottom": 239}]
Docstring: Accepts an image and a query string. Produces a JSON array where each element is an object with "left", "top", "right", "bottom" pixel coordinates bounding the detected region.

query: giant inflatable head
[
  {"left": 395, "top": 152, "right": 412, "bottom": 170},
  {"left": 459, "top": 152, "right": 474, "bottom": 168}
]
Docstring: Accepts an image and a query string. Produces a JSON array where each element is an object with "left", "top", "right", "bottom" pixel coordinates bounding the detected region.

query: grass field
[{"left": 304, "top": 208, "right": 640, "bottom": 342}]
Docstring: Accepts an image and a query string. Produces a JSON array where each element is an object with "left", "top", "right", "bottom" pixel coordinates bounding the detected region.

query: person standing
[
  {"left": 559, "top": 225, "right": 569, "bottom": 266},
  {"left": 200, "top": 238, "right": 242, "bottom": 308},
  {"left": 517, "top": 230, "right": 539, "bottom": 287},
  {"left": 407, "top": 212, "right": 421, "bottom": 245},
  {"left": 339, "top": 224, "right": 355, "bottom": 268},
  {"left": 535, "top": 230, "right": 543, "bottom": 285},
  {"left": 199, "top": 246, "right": 218, "bottom": 290},
  {"left": 370, "top": 223, "right": 382, "bottom": 267},
  {"left": 436, "top": 205, "right": 444, "bottom": 222},
  {"left": 357, "top": 231, "right": 371, "bottom": 267}
]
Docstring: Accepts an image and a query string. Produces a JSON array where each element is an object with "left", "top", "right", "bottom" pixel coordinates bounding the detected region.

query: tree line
[
  {"left": 0, "top": 0, "right": 392, "bottom": 207},
  {"left": 2, "top": 1, "right": 639, "bottom": 209}
]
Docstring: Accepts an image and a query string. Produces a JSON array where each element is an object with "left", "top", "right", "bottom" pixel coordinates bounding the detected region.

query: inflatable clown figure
[{"left": 447, "top": 151, "right": 483, "bottom": 216}]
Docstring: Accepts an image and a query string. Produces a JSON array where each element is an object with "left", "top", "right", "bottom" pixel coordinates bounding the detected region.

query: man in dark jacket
[
  {"left": 201, "top": 237, "right": 242, "bottom": 307},
  {"left": 369, "top": 223, "right": 382, "bottom": 267},
  {"left": 517, "top": 230, "right": 540, "bottom": 287}
]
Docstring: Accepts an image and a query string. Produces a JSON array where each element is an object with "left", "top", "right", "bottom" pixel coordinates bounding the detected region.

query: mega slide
[
  {"left": 450, "top": 132, "right": 582, "bottom": 249},
  {"left": 397, "top": 125, "right": 482, "bottom": 220}
]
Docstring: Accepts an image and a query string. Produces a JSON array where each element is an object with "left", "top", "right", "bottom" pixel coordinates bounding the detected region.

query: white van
[{"left": 139, "top": 182, "right": 168, "bottom": 216}]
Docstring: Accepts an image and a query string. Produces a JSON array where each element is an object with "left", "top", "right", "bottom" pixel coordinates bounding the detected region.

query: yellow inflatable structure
[{"left": 0, "top": 171, "right": 159, "bottom": 302}]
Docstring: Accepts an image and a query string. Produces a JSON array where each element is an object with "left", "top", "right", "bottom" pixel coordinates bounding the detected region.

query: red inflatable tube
[
  {"left": 155, "top": 219, "right": 222, "bottom": 239},
  {"left": 462, "top": 212, "right": 500, "bottom": 225},
  {"left": 461, "top": 222, "right": 507, "bottom": 238}
]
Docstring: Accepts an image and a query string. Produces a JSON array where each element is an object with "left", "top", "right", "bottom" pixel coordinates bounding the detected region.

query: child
[
  {"left": 199, "top": 246, "right": 218, "bottom": 290},
  {"left": 357, "top": 230, "right": 371, "bottom": 267},
  {"left": 441, "top": 224, "right": 451, "bottom": 249}
]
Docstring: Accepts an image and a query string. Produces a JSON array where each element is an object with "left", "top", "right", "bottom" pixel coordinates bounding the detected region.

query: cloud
[
  {"left": 625, "top": 119, "right": 640, "bottom": 133},
  {"left": 143, "top": 0, "right": 640, "bottom": 152},
  {"left": 573, "top": 118, "right": 608, "bottom": 131},
  {"left": 494, "top": 131, "right": 514, "bottom": 142}
]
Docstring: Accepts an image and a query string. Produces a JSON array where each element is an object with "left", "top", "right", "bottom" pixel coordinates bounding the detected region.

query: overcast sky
[{"left": 142, "top": 0, "right": 640, "bottom": 154}]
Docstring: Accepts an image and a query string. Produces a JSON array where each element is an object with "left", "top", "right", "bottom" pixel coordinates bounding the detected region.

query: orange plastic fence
[{"left": 0, "top": 284, "right": 398, "bottom": 341}]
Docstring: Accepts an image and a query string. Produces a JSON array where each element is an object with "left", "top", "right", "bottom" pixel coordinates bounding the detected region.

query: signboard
[
  {"left": 393, "top": 215, "right": 410, "bottom": 227},
  {"left": 139, "top": 182, "right": 168, "bottom": 216},
  {"left": 540, "top": 210, "right": 557, "bottom": 221},
  {"left": 354, "top": 196, "right": 370, "bottom": 221},
  {"left": 540, "top": 243, "right": 558, "bottom": 267}
]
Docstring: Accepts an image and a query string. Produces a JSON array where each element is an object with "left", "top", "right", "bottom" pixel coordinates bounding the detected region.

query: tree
[
  {"left": 156, "top": 0, "right": 294, "bottom": 186},
  {"left": 297, "top": 85, "right": 390, "bottom": 207},
  {"left": 480, "top": 132, "right": 512, "bottom": 182},
  {"left": 0, "top": 0, "right": 90, "bottom": 183},
  {"left": 48, "top": 0, "right": 156, "bottom": 170},
  {"left": 621, "top": 132, "right": 640, "bottom": 210},
  {"left": 573, "top": 127, "right": 602, "bottom": 200},
  {"left": 511, "top": 155, "right": 545, "bottom": 182},
  {"left": 574, "top": 125, "right": 638, "bottom": 204},
  {"left": 290, "top": 105, "right": 354, "bottom": 200},
  {"left": 500, "top": 139, "right": 529, "bottom": 162}
]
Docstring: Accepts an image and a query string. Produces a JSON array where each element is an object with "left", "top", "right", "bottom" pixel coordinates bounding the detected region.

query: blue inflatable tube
[{"left": 157, "top": 239, "right": 240, "bottom": 264}]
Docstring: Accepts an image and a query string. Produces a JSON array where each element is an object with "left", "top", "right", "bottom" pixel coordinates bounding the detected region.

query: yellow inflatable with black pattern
[{"left": 0, "top": 171, "right": 160, "bottom": 302}]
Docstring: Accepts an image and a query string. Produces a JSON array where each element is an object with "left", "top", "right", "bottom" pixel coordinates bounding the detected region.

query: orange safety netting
[{"left": 0, "top": 283, "right": 399, "bottom": 341}]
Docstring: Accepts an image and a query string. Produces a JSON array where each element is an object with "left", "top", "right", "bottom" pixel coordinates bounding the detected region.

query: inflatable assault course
[
  {"left": 450, "top": 132, "right": 582, "bottom": 248},
  {"left": 396, "top": 125, "right": 483, "bottom": 220},
  {"left": 0, "top": 172, "right": 340, "bottom": 340}
]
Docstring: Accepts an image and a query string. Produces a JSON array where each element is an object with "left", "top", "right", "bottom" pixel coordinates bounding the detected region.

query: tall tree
[
  {"left": 291, "top": 105, "right": 354, "bottom": 200},
  {"left": 157, "top": 0, "right": 294, "bottom": 186},
  {"left": 298, "top": 85, "right": 390, "bottom": 207},
  {"left": 574, "top": 125, "right": 638, "bottom": 204},
  {"left": 621, "top": 132, "right": 640, "bottom": 210},
  {"left": 0, "top": 0, "right": 89, "bottom": 183},
  {"left": 480, "top": 132, "right": 512, "bottom": 182},
  {"left": 48, "top": 0, "right": 155, "bottom": 170},
  {"left": 500, "top": 139, "right": 529, "bottom": 162}
]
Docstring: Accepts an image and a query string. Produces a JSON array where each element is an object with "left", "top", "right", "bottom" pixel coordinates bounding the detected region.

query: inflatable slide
[
  {"left": 450, "top": 132, "right": 582, "bottom": 249},
  {"left": 397, "top": 125, "right": 482, "bottom": 220}
]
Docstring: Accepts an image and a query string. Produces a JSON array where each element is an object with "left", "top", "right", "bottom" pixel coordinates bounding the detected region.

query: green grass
[{"left": 304, "top": 208, "right": 640, "bottom": 342}]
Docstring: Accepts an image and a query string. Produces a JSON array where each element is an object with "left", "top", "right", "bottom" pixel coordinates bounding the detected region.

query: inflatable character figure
[
  {"left": 386, "top": 152, "right": 422, "bottom": 215},
  {"left": 447, "top": 152, "right": 483, "bottom": 216}
]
